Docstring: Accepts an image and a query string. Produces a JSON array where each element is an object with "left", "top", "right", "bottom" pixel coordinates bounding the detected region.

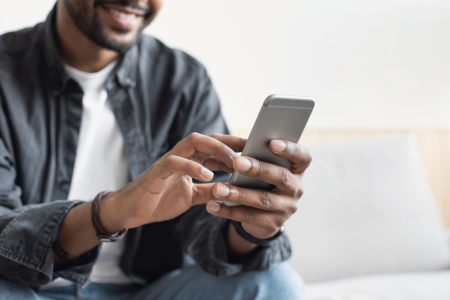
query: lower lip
[{"left": 99, "top": 6, "right": 143, "bottom": 30}]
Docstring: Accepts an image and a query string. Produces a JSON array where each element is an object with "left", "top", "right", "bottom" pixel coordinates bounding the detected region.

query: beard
[{"left": 63, "top": 0, "right": 150, "bottom": 53}]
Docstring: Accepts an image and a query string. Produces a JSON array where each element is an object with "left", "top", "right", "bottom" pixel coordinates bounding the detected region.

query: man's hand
[
  {"left": 54, "top": 134, "right": 310, "bottom": 262},
  {"left": 205, "top": 139, "right": 312, "bottom": 252},
  {"left": 56, "top": 133, "right": 246, "bottom": 262},
  {"left": 100, "top": 133, "right": 244, "bottom": 232}
]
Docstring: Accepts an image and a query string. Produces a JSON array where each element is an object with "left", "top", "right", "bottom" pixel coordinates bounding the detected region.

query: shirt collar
[{"left": 42, "top": 4, "right": 69, "bottom": 96}]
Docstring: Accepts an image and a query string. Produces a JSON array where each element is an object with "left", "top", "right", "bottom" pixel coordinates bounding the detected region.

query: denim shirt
[{"left": 0, "top": 7, "right": 292, "bottom": 287}]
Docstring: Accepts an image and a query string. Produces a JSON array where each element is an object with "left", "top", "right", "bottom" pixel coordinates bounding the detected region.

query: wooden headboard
[{"left": 231, "top": 129, "right": 450, "bottom": 228}]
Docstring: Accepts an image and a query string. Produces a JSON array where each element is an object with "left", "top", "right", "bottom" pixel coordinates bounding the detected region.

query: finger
[
  {"left": 269, "top": 140, "right": 312, "bottom": 173},
  {"left": 156, "top": 155, "right": 214, "bottom": 182},
  {"left": 212, "top": 182, "right": 298, "bottom": 212},
  {"left": 232, "top": 156, "right": 298, "bottom": 193},
  {"left": 171, "top": 133, "right": 238, "bottom": 169},
  {"left": 206, "top": 201, "right": 283, "bottom": 232},
  {"left": 192, "top": 183, "right": 220, "bottom": 205},
  {"left": 209, "top": 133, "right": 247, "bottom": 153},
  {"left": 203, "top": 157, "right": 234, "bottom": 173}
]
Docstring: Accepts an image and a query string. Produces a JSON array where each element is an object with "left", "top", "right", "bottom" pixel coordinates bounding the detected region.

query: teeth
[{"left": 107, "top": 8, "right": 137, "bottom": 20}]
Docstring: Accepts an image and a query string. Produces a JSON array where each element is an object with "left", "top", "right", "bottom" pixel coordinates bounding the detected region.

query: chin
[
  {"left": 97, "top": 28, "right": 141, "bottom": 52},
  {"left": 110, "top": 34, "right": 137, "bottom": 47}
]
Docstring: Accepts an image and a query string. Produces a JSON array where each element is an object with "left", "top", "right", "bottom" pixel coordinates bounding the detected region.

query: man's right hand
[
  {"left": 55, "top": 133, "right": 244, "bottom": 263},
  {"left": 95, "top": 133, "right": 246, "bottom": 233}
]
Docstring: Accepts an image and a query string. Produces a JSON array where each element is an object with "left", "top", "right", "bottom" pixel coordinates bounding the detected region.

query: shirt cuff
[
  {"left": 187, "top": 216, "right": 292, "bottom": 277},
  {"left": 0, "top": 200, "right": 99, "bottom": 287}
]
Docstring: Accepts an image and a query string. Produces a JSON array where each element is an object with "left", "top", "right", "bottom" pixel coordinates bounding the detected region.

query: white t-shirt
[{"left": 45, "top": 60, "right": 132, "bottom": 287}]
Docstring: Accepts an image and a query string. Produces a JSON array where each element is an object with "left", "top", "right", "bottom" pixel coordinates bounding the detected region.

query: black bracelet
[
  {"left": 52, "top": 241, "right": 78, "bottom": 263},
  {"left": 231, "top": 220, "right": 285, "bottom": 247},
  {"left": 91, "top": 191, "right": 128, "bottom": 242}
]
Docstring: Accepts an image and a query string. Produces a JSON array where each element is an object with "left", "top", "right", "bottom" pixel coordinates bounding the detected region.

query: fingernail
[
  {"left": 216, "top": 183, "right": 230, "bottom": 197},
  {"left": 271, "top": 140, "right": 286, "bottom": 152},
  {"left": 201, "top": 168, "right": 214, "bottom": 180},
  {"left": 236, "top": 157, "right": 252, "bottom": 172},
  {"left": 230, "top": 150, "right": 238, "bottom": 159},
  {"left": 207, "top": 200, "right": 221, "bottom": 213}
]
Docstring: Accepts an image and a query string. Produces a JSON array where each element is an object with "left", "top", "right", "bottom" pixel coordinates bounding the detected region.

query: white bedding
[{"left": 306, "top": 271, "right": 450, "bottom": 300}]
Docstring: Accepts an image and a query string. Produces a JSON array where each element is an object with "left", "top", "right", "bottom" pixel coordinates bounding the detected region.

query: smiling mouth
[
  {"left": 94, "top": 0, "right": 151, "bottom": 19},
  {"left": 104, "top": 7, "right": 141, "bottom": 19}
]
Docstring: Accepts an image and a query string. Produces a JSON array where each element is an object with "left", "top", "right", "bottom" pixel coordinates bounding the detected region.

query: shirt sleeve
[
  {"left": 174, "top": 64, "right": 292, "bottom": 277},
  {"left": 0, "top": 104, "right": 99, "bottom": 287}
]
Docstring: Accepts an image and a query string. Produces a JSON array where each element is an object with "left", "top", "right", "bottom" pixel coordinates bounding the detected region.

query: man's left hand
[{"left": 206, "top": 139, "right": 312, "bottom": 241}]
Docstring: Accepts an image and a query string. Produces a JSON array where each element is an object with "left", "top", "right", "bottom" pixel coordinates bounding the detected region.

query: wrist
[
  {"left": 97, "top": 191, "right": 125, "bottom": 234},
  {"left": 235, "top": 221, "right": 285, "bottom": 247},
  {"left": 241, "top": 223, "right": 279, "bottom": 240},
  {"left": 227, "top": 222, "right": 258, "bottom": 255}
]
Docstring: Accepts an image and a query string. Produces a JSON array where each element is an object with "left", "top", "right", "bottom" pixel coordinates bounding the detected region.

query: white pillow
[
  {"left": 305, "top": 271, "right": 450, "bottom": 300},
  {"left": 286, "top": 137, "right": 450, "bottom": 283}
]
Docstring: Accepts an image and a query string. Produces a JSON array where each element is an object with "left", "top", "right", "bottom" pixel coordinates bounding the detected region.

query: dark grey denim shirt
[{"left": 0, "top": 7, "right": 292, "bottom": 287}]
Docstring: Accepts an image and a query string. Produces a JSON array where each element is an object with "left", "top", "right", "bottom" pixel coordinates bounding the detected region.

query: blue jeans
[{"left": 0, "top": 263, "right": 304, "bottom": 300}]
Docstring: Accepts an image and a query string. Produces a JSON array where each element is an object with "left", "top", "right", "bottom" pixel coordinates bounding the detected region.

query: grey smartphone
[{"left": 223, "top": 94, "right": 315, "bottom": 206}]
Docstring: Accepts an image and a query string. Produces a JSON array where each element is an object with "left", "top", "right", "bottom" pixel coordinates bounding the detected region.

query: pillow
[
  {"left": 286, "top": 137, "right": 450, "bottom": 283},
  {"left": 305, "top": 271, "right": 450, "bottom": 300}
]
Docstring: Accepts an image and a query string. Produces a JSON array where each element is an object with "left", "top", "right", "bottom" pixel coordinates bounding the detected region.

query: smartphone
[{"left": 223, "top": 94, "right": 315, "bottom": 206}]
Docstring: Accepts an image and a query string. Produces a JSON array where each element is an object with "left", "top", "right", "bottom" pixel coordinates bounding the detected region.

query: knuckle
[
  {"left": 287, "top": 201, "right": 298, "bottom": 215},
  {"left": 295, "top": 187, "right": 304, "bottom": 199},
  {"left": 279, "top": 168, "right": 291, "bottom": 186},
  {"left": 234, "top": 188, "right": 245, "bottom": 203},
  {"left": 260, "top": 192, "right": 273, "bottom": 208},
  {"left": 245, "top": 210, "right": 257, "bottom": 222},
  {"left": 294, "top": 145, "right": 312, "bottom": 166},
  {"left": 285, "top": 141, "right": 296, "bottom": 154},
  {"left": 256, "top": 162, "right": 270, "bottom": 176},
  {"left": 302, "top": 147, "right": 313, "bottom": 164},
  {"left": 274, "top": 218, "right": 285, "bottom": 230},
  {"left": 188, "top": 132, "right": 201, "bottom": 142},
  {"left": 293, "top": 143, "right": 303, "bottom": 157}
]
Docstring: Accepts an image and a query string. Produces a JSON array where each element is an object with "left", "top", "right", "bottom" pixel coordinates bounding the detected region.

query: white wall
[{"left": 2, "top": 0, "right": 450, "bottom": 131}]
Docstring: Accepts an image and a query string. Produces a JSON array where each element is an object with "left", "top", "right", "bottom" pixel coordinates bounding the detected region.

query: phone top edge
[{"left": 263, "top": 94, "right": 315, "bottom": 109}]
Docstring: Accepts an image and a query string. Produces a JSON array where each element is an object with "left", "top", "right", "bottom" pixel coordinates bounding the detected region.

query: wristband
[
  {"left": 231, "top": 220, "right": 285, "bottom": 247},
  {"left": 91, "top": 191, "right": 128, "bottom": 242},
  {"left": 52, "top": 241, "right": 78, "bottom": 263}
]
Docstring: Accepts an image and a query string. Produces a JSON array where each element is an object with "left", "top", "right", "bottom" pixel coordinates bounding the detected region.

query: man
[{"left": 0, "top": 0, "right": 312, "bottom": 299}]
